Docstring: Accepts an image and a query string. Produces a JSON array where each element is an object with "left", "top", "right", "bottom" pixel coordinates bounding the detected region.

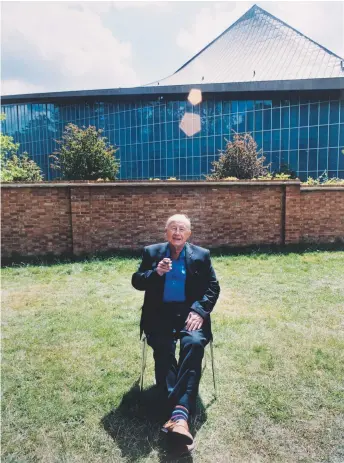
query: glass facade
[{"left": 1, "top": 93, "right": 344, "bottom": 181}]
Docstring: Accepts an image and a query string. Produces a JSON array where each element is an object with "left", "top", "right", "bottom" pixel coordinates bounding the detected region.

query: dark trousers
[{"left": 146, "top": 303, "right": 210, "bottom": 415}]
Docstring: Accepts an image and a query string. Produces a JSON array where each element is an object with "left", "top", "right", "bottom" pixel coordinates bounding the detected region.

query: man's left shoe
[{"left": 161, "top": 419, "right": 193, "bottom": 446}]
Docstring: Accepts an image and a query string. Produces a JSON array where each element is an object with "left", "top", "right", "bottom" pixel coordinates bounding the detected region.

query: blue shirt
[{"left": 163, "top": 245, "right": 187, "bottom": 302}]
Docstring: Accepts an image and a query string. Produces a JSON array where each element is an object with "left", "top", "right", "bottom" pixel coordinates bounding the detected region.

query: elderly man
[{"left": 132, "top": 214, "right": 220, "bottom": 453}]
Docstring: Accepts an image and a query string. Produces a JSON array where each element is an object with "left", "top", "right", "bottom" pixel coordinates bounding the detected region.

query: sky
[{"left": 1, "top": 0, "right": 343, "bottom": 96}]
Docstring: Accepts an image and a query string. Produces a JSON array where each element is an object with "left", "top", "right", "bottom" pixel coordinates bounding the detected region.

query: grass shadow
[
  {"left": 3, "top": 241, "right": 344, "bottom": 267},
  {"left": 101, "top": 381, "right": 210, "bottom": 462}
]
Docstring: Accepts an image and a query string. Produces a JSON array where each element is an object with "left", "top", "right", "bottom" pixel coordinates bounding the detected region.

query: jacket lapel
[
  {"left": 185, "top": 242, "right": 194, "bottom": 276},
  {"left": 185, "top": 242, "right": 194, "bottom": 301}
]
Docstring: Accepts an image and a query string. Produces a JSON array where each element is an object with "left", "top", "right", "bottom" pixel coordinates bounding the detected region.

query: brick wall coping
[
  {"left": 1, "top": 180, "right": 301, "bottom": 188},
  {"left": 300, "top": 186, "right": 344, "bottom": 191}
]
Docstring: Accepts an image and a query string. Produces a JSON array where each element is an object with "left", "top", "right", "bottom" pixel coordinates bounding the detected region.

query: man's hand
[
  {"left": 185, "top": 311, "right": 203, "bottom": 331},
  {"left": 156, "top": 258, "right": 172, "bottom": 276}
]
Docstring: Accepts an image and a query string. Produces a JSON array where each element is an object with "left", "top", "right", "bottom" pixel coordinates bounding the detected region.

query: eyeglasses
[{"left": 168, "top": 226, "right": 188, "bottom": 233}]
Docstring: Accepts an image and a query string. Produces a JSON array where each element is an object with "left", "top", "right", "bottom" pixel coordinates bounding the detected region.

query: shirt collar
[{"left": 166, "top": 243, "right": 186, "bottom": 259}]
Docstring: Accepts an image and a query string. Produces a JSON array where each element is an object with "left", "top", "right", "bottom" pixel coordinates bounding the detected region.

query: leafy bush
[
  {"left": 207, "top": 132, "right": 269, "bottom": 180},
  {"left": 1, "top": 153, "right": 44, "bottom": 182},
  {"left": 1, "top": 113, "right": 43, "bottom": 182},
  {"left": 303, "top": 170, "right": 344, "bottom": 185},
  {"left": 50, "top": 124, "right": 120, "bottom": 180},
  {"left": 276, "top": 163, "right": 297, "bottom": 179}
]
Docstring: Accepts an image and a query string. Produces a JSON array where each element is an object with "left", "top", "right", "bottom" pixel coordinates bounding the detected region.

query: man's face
[{"left": 165, "top": 220, "right": 191, "bottom": 250}]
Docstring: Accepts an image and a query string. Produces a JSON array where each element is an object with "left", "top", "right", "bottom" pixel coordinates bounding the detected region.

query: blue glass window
[
  {"left": 281, "top": 151, "right": 289, "bottom": 167},
  {"left": 263, "top": 109, "right": 271, "bottom": 130},
  {"left": 319, "top": 126, "right": 328, "bottom": 148},
  {"left": 142, "top": 161, "right": 148, "bottom": 178},
  {"left": 318, "top": 148, "right": 328, "bottom": 171},
  {"left": 231, "top": 101, "right": 238, "bottom": 113},
  {"left": 201, "top": 156, "right": 208, "bottom": 173},
  {"left": 299, "top": 150, "right": 307, "bottom": 171},
  {"left": 246, "top": 112, "right": 254, "bottom": 132},
  {"left": 154, "top": 160, "right": 161, "bottom": 177},
  {"left": 255, "top": 131, "right": 262, "bottom": 150},
  {"left": 173, "top": 121, "right": 179, "bottom": 139},
  {"left": 180, "top": 158, "right": 187, "bottom": 176},
  {"left": 230, "top": 114, "right": 238, "bottom": 133},
  {"left": 271, "top": 130, "right": 280, "bottom": 151},
  {"left": 255, "top": 100, "right": 264, "bottom": 110},
  {"left": 340, "top": 124, "right": 344, "bottom": 146},
  {"left": 238, "top": 101, "right": 246, "bottom": 112},
  {"left": 186, "top": 157, "right": 193, "bottom": 176},
  {"left": 281, "top": 107, "right": 289, "bottom": 128},
  {"left": 271, "top": 152, "right": 280, "bottom": 172},
  {"left": 309, "top": 103, "right": 319, "bottom": 126},
  {"left": 263, "top": 131, "right": 271, "bottom": 150},
  {"left": 281, "top": 129, "right": 289, "bottom": 150},
  {"left": 215, "top": 116, "right": 222, "bottom": 133},
  {"left": 290, "top": 128, "right": 298, "bottom": 149},
  {"left": 290, "top": 106, "right": 299, "bottom": 127},
  {"left": 223, "top": 114, "right": 231, "bottom": 134},
  {"left": 201, "top": 136, "right": 207, "bottom": 154},
  {"left": 308, "top": 149, "right": 317, "bottom": 171},
  {"left": 215, "top": 136, "right": 223, "bottom": 152},
  {"left": 3, "top": 95, "right": 344, "bottom": 181},
  {"left": 328, "top": 148, "right": 338, "bottom": 170},
  {"left": 309, "top": 126, "right": 318, "bottom": 149},
  {"left": 272, "top": 98, "right": 280, "bottom": 108},
  {"left": 215, "top": 101, "right": 222, "bottom": 115},
  {"left": 246, "top": 101, "right": 254, "bottom": 111},
  {"left": 238, "top": 113, "right": 245, "bottom": 132},
  {"left": 299, "top": 128, "right": 308, "bottom": 149},
  {"left": 180, "top": 139, "right": 186, "bottom": 157},
  {"left": 223, "top": 101, "right": 230, "bottom": 114},
  {"left": 319, "top": 102, "right": 329, "bottom": 125},
  {"left": 207, "top": 100, "right": 215, "bottom": 116},
  {"left": 300, "top": 105, "right": 309, "bottom": 126},
  {"left": 193, "top": 157, "right": 200, "bottom": 176},
  {"left": 255, "top": 110, "right": 262, "bottom": 131},
  {"left": 272, "top": 108, "right": 280, "bottom": 129},
  {"left": 167, "top": 159, "right": 174, "bottom": 177},
  {"left": 330, "top": 101, "right": 339, "bottom": 124},
  {"left": 289, "top": 150, "right": 298, "bottom": 171},
  {"left": 208, "top": 118, "right": 215, "bottom": 136},
  {"left": 329, "top": 124, "right": 338, "bottom": 147},
  {"left": 208, "top": 137, "right": 215, "bottom": 155},
  {"left": 193, "top": 138, "right": 200, "bottom": 156},
  {"left": 339, "top": 148, "right": 344, "bottom": 169}
]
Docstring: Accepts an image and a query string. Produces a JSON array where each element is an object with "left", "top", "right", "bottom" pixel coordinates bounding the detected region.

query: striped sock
[{"left": 171, "top": 405, "right": 189, "bottom": 422}]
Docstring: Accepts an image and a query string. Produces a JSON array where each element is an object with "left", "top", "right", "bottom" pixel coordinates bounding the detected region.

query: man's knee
[
  {"left": 181, "top": 330, "right": 208, "bottom": 351},
  {"left": 147, "top": 334, "right": 175, "bottom": 359}
]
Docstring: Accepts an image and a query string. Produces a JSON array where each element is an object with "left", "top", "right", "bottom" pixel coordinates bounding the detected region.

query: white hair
[{"left": 165, "top": 214, "right": 191, "bottom": 230}]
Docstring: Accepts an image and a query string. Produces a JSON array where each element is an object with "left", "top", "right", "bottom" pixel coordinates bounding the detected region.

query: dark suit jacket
[{"left": 132, "top": 242, "right": 220, "bottom": 338}]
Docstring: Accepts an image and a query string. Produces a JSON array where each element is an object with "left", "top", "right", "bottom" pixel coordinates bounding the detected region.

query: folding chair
[{"left": 139, "top": 335, "right": 217, "bottom": 399}]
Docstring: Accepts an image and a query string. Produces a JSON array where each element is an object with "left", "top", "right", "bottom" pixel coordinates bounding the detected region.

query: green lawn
[{"left": 2, "top": 250, "right": 344, "bottom": 462}]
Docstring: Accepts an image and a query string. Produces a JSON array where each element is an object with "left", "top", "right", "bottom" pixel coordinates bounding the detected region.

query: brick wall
[
  {"left": 1, "top": 182, "right": 343, "bottom": 259},
  {"left": 1, "top": 187, "right": 72, "bottom": 257},
  {"left": 300, "top": 188, "right": 344, "bottom": 243}
]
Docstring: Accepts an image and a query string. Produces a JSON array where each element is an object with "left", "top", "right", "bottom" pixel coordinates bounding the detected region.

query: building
[{"left": 1, "top": 4, "right": 344, "bottom": 181}]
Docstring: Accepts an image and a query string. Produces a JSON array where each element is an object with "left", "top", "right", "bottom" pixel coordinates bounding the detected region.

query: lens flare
[
  {"left": 179, "top": 113, "right": 201, "bottom": 137},
  {"left": 187, "top": 88, "right": 202, "bottom": 106}
]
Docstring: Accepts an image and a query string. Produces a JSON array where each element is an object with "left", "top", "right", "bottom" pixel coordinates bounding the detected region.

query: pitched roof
[{"left": 146, "top": 4, "right": 344, "bottom": 87}]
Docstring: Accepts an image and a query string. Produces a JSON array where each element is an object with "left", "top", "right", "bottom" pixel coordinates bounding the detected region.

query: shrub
[
  {"left": 303, "top": 170, "right": 344, "bottom": 185},
  {"left": 1, "top": 114, "right": 43, "bottom": 182},
  {"left": 276, "top": 163, "right": 297, "bottom": 179},
  {"left": 207, "top": 132, "right": 269, "bottom": 180},
  {"left": 1, "top": 153, "right": 44, "bottom": 182},
  {"left": 50, "top": 124, "right": 120, "bottom": 180}
]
